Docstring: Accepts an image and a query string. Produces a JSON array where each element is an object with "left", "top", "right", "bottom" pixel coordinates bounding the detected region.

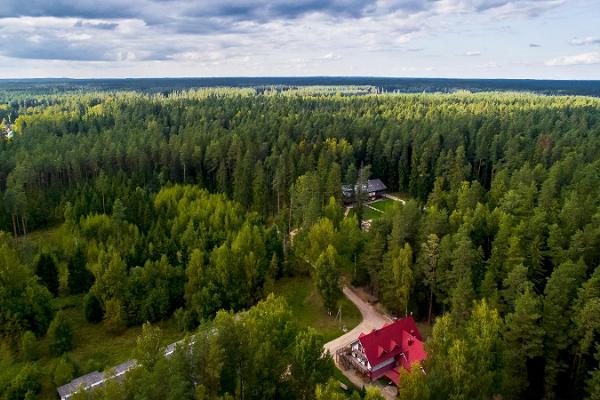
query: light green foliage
[
  {"left": 134, "top": 322, "right": 163, "bottom": 370},
  {"left": 364, "top": 387, "right": 385, "bottom": 400},
  {"left": 397, "top": 363, "right": 429, "bottom": 400},
  {"left": 427, "top": 300, "right": 503, "bottom": 400},
  {"left": 315, "top": 379, "right": 346, "bottom": 400},
  {"left": 290, "top": 328, "right": 334, "bottom": 399},
  {"left": 314, "top": 245, "right": 342, "bottom": 313},
  {"left": 3, "top": 363, "right": 41, "bottom": 400},
  {"left": 19, "top": 331, "right": 37, "bottom": 362},
  {"left": 382, "top": 242, "right": 414, "bottom": 316},
  {"left": 53, "top": 355, "right": 75, "bottom": 386},
  {"left": 104, "top": 298, "right": 126, "bottom": 335},
  {"left": 0, "top": 242, "right": 54, "bottom": 338}
]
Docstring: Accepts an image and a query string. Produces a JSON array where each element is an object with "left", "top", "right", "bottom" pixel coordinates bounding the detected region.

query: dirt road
[
  {"left": 324, "top": 286, "right": 391, "bottom": 355},
  {"left": 324, "top": 287, "right": 397, "bottom": 399}
]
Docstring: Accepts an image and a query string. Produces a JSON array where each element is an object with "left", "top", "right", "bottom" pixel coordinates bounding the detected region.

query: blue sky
[{"left": 0, "top": 0, "right": 598, "bottom": 79}]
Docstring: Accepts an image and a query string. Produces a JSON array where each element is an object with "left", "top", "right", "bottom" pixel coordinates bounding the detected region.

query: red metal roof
[{"left": 357, "top": 316, "right": 427, "bottom": 384}]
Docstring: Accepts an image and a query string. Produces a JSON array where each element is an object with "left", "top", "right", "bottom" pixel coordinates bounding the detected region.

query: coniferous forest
[{"left": 1, "top": 87, "right": 600, "bottom": 400}]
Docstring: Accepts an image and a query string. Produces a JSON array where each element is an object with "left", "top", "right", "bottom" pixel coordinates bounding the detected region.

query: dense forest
[{"left": 1, "top": 88, "right": 600, "bottom": 400}]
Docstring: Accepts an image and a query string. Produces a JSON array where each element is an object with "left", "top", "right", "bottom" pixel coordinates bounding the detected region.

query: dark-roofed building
[
  {"left": 57, "top": 360, "right": 139, "bottom": 399},
  {"left": 342, "top": 179, "right": 387, "bottom": 203},
  {"left": 337, "top": 316, "right": 426, "bottom": 386},
  {"left": 57, "top": 371, "right": 106, "bottom": 400}
]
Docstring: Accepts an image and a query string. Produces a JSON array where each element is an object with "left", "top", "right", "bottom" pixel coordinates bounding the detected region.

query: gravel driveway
[{"left": 323, "top": 286, "right": 397, "bottom": 399}]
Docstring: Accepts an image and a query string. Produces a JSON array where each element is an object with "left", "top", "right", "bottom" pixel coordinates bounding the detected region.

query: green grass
[
  {"left": 361, "top": 199, "right": 399, "bottom": 221},
  {"left": 273, "top": 276, "right": 361, "bottom": 342},
  {"left": 362, "top": 206, "right": 384, "bottom": 220},
  {"left": 49, "top": 297, "right": 181, "bottom": 374},
  {"left": 7, "top": 295, "right": 181, "bottom": 400},
  {"left": 369, "top": 199, "right": 398, "bottom": 214}
]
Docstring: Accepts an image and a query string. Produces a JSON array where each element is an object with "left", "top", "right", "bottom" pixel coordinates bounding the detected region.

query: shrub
[
  {"left": 84, "top": 293, "right": 103, "bottom": 323},
  {"left": 20, "top": 331, "right": 37, "bottom": 361},
  {"left": 48, "top": 311, "right": 73, "bottom": 356},
  {"left": 53, "top": 355, "right": 75, "bottom": 387},
  {"left": 4, "top": 364, "right": 41, "bottom": 400},
  {"left": 104, "top": 299, "right": 126, "bottom": 334}
]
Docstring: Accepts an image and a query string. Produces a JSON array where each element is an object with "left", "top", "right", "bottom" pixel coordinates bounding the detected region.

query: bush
[
  {"left": 34, "top": 251, "right": 59, "bottom": 297},
  {"left": 104, "top": 299, "right": 126, "bottom": 334},
  {"left": 53, "top": 355, "right": 75, "bottom": 386},
  {"left": 68, "top": 246, "right": 94, "bottom": 294},
  {"left": 48, "top": 311, "right": 73, "bottom": 356},
  {"left": 84, "top": 293, "right": 103, "bottom": 323},
  {"left": 4, "top": 364, "right": 41, "bottom": 400},
  {"left": 20, "top": 331, "right": 37, "bottom": 361}
]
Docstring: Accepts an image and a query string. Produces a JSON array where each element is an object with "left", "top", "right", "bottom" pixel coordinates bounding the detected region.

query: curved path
[
  {"left": 324, "top": 287, "right": 397, "bottom": 399},
  {"left": 324, "top": 286, "right": 391, "bottom": 355}
]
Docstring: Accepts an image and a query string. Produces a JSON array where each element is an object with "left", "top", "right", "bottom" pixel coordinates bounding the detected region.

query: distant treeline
[{"left": 2, "top": 76, "right": 600, "bottom": 97}]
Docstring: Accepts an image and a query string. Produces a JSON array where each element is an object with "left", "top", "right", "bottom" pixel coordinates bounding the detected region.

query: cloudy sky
[{"left": 0, "top": 0, "right": 599, "bottom": 79}]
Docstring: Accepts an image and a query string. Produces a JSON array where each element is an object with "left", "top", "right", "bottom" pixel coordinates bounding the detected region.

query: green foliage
[
  {"left": 314, "top": 245, "right": 342, "bottom": 313},
  {"left": 542, "top": 260, "right": 587, "bottom": 397},
  {"left": 33, "top": 250, "right": 59, "bottom": 296},
  {"left": 382, "top": 242, "right": 414, "bottom": 316},
  {"left": 0, "top": 242, "right": 54, "bottom": 338},
  {"left": 19, "top": 331, "right": 37, "bottom": 362},
  {"left": 290, "top": 328, "right": 334, "bottom": 399},
  {"left": 397, "top": 364, "right": 429, "bottom": 400},
  {"left": 364, "top": 387, "right": 386, "bottom": 400},
  {"left": 86, "top": 295, "right": 334, "bottom": 400},
  {"left": 133, "top": 322, "right": 163, "bottom": 370},
  {"left": 83, "top": 293, "right": 103, "bottom": 323},
  {"left": 2, "top": 90, "right": 600, "bottom": 399},
  {"left": 426, "top": 300, "right": 503, "bottom": 400},
  {"left": 48, "top": 311, "right": 73, "bottom": 356},
  {"left": 315, "top": 379, "right": 346, "bottom": 400},
  {"left": 502, "top": 288, "right": 544, "bottom": 399},
  {"left": 68, "top": 245, "right": 94, "bottom": 294},
  {"left": 53, "top": 355, "right": 75, "bottom": 387},
  {"left": 3, "top": 363, "right": 41, "bottom": 400},
  {"left": 104, "top": 298, "right": 126, "bottom": 335}
]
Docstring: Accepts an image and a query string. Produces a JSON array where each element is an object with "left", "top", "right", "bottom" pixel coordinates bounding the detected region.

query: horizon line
[{"left": 1, "top": 75, "right": 600, "bottom": 82}]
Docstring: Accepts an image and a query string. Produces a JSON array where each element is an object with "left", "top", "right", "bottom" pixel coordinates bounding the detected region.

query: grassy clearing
[
  {"left": 362, "top": 206, "right": 384, "bottom": 220},
  {"left": 7, "top": 295, "right": 181, "bottom": 400},
  {"left": 369, "top": 198, "right": 398, "bottom": 214},
  {"left": 47, "top": 297, "right": 182, "bottom": 374},
  {"left": 355, "top": 198, "right": 401, "bottom": 221},
  {"left": 273, "top": 276, "right": 361, "bottom": 342}
]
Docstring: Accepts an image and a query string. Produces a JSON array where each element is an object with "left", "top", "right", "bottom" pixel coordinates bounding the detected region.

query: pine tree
[
  {"left": 314, "top": 245, "right": 342, "bottom": 313},
  {"left": 420, "top": 233, "right": 440, "bottom": 324},
  {"left": 386, "top": 243, "right": 414, "bottom": 316},
  {"left": 48, "top": 311, "right": 73, "bottom": 356},
  {"left": 542, "top": 260, "right": 587, "bottom": 398},
  {"left": 33, "top": 251, "right": 59, "bottom": 297},
  {"left": 67, "top": 245, "right": 94, "bottom": 294},
  {"left": 502, "top": 288, "right": 544, "bottom": 399}
]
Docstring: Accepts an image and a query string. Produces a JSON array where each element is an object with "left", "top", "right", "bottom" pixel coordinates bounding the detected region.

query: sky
[{"left": 0, "top": 0, "right": 599, "bottom": 79}]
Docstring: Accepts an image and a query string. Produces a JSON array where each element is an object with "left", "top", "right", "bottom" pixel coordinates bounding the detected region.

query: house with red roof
[{"left": 343, "top": 316, "right": 426, "bottom": 385}]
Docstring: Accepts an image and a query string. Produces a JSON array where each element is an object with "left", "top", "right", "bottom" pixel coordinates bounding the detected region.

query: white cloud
[
  {"left": 546, "top": 52, "right": 600, "bottom": 66},
  {"left": 570, "top": 36, "right": 600, "bottom": 46},
  {"left": 321, "top": 53, "right": 342, "bottom": 60},
  {"left": 0, "top": 0, "right": 593, "bottom": 78}
]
